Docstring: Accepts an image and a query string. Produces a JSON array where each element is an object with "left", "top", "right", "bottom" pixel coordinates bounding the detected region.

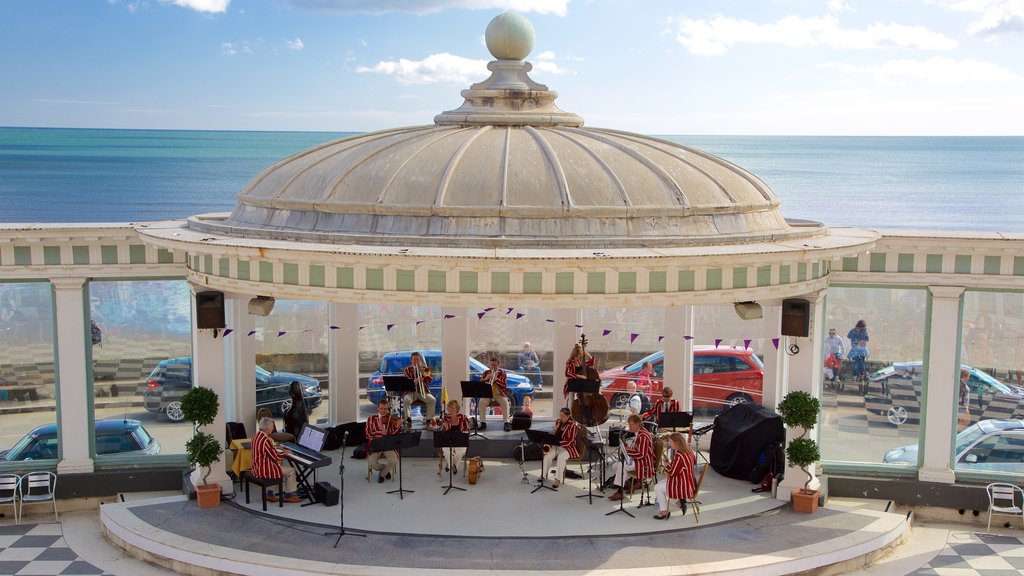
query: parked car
[
  {"left": 143, "top": 357, "right": 322, "bottom": 422},
  {"left": 599, "top": 346, "right": 764, "bottom": 412},
  {"left": 1, "top": 419, "right": 160, "bottom": 461},
  {"left": 366, "top": 350, "right": 536, "bottom": 412},
  {"left": 883, "top": 419, "right": 1024, "bottom": 473},
  {"left": 865, "top": 362, "right": 1024, "bottom": 426}
]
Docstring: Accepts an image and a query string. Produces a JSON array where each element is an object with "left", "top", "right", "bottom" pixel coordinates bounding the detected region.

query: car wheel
[
  {"left": 611, "top": 393, "right": 629, "bottom": 410},
  {"left": 279, "top": 399, "right": 293, "bottom": 416},
  {"left": 507, "top": 391, "right": 519, "bottom": 407},
  {"left": 725, "top": 393, "right": 752, "bottom": 407},
  {"left": 165, "top": 401, "right": 185, "bottom": 422},
  {"left": 887, "top": 405, "right": 909, "bottom": 426}
]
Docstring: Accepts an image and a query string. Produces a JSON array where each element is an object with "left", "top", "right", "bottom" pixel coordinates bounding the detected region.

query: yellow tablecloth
[{"left": 229, "top": 439, "right": 252, "bottom": 477}]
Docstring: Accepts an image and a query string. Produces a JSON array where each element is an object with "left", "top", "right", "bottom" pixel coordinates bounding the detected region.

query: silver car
[{"left": 883, "top": 419, "right": 1024, "bottom": 472}]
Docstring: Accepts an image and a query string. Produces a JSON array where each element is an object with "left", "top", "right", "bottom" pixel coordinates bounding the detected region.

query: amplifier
[{"left": 314, "top": 481, "right": 339, "bottom": 507}]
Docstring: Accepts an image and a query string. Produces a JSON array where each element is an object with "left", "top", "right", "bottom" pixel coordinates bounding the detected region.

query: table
[{"left": 229, "top": 439, "right": 252, "bottom": 477}]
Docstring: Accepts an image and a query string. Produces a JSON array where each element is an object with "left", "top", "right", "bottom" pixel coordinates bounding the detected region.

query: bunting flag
[
  {"left": 658, "top": 336, "right": 664, "bottom": 342},
  {"left": 386, "top": 324, "right": 395, "bottom": 332},
  {"left": 477, "top": 312, "right": 486, "bottom": 319},
  {"left": 506, "top": 308, "right": 514, "bottom": 314},
  {"left": 359, "top": 325, "right": 366, "bottom": 330},
  {"left": 602, "top": 329, "right": 612, "bottom": 336},
  {"left": 545, "top": 318, "right": 555, "bottom": 323},
  {"left": 772, "top": 338, "right": 780, "bottom": 349},
  {"left": 278, "top": 331, "right": 287, "bottom": 337},
  {"left": 744, "top": 339, "right": 752, "bottom": 349},
  {"left": 515, "top": 313, "right": 525, "bottom": 319},
  {"left": 416, "top": 321, "right": 425, "bottom": 326},
  {"left": 630, "top": 333, "right": 639, "bottom": 343},
  {"left": 575, "top": 324, "right": 583, "bottom": 328},
  {"left": 714, "top": 338, "right": 722, "bottom": 348},
  {"left": 484, "top": 307, "right": 495, "bottom": 312},
  {"left": 329, "top": 325, "right": 340, "bottom": 330},
  {"left": 247, "top": 330, "right": 256, "bottom": 336},
  {"left": 684, "top": 335, "right": 694, "bottom": 341},
  {"left": 443, "top": 314, "right": 456, "bottom": 320},
  {"left": 222, "top": 329, "right": 233, "bottom": 337}
]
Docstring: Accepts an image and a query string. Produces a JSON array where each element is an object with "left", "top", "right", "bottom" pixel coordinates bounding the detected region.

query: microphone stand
[{"left": 324, "top": 432, "right": 365, "bottom": 546}]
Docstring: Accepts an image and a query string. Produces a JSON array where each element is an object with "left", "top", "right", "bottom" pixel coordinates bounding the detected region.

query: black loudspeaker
[
  {"left": 314, "top": 481, "right": 339, "bottom": 506},
  {"left": 781, "top": 298, "right": 810, "bottom": 337},
  {"left": 195, "top": 291, "right": 225, "bottom": 329}
]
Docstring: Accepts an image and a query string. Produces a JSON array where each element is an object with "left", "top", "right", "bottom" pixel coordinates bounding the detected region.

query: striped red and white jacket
[{"left": 250, "top": 430, "right": 284, "bottom": 480}]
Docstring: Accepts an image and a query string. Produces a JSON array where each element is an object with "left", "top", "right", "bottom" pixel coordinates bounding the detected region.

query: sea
[{"left": 1, "top": 127, "right": 1022, "bottom": 233}]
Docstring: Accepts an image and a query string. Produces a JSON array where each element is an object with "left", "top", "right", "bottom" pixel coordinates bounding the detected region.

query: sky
[{"left": 1, "top": 0, "right": 1022, "bottom": 135}]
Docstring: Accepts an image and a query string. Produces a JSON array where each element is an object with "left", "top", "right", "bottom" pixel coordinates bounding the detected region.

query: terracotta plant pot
[
  {"left": 791, "top": 488, "right": 819, "bottom": 514},
  {"left": 195, "top": 483, "right": 222, "bottom": 509}
]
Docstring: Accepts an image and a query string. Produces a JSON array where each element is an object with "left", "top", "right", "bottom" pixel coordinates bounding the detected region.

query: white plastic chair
[
  {"left": 0, "top": 473, "right": 19, "bottom": 524},
  {"left": 19, "top": 471, "right": 58, "bottom": 522},
  {"left": 986, "top": 482, "right": 1024, "bottom": 532}
]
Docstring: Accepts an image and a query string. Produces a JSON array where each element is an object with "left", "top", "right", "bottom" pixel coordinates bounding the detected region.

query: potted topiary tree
[
  {"left": 777, "top": 390, "right": 821, "bottom": 513},
  {"left": 182, "top": 385, "right": 223, "bottom": 508}
]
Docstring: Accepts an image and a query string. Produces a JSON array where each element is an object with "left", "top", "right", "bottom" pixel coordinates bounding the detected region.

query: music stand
[
  {"left": 567, "top": 378, "right": 600, "bottom": 427},
  {"left": 433, "top": 430, "right": 469, "bottom": 495},
  {"left": 383, "top": 375, "right": 416, "bottom": 421},
  {"left": 460, "top": 380, "right": 492, "bottom": 439},
  {"left": 323, "top": 431, "right": 365, "bottom": 546},
  {"left": 605, "top": 447, "right": 635, "bottom": 518},
  {"left": 575, "top": 436, "right": 605, "bottom": 505},
  {"left": 658, "top": 411, "right": 693, "bottom": 432},
  {"left": 371, "top": 431, "right": 421, "bottom": 500},
  {"left": 525, "top": 429, "right": 559, "bottom": 493}
]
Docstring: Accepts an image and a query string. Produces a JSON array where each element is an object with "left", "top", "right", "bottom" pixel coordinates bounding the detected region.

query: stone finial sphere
[{"left": 485, "top": 12, "right": 535, "bottom": 60}]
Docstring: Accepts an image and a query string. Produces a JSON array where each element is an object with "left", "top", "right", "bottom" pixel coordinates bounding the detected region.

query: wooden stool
[{"left": 241, "top": 471, "right": 283, "bottom": 511}]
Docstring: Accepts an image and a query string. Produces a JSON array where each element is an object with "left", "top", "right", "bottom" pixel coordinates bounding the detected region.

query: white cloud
[
  {"left": 357, "top": 52, "right": 488, "bottom": 84},
  {"left": 287, "top": 37, "right": 305, "bottom": 50},
  {"left": 221, "top": 41, "right": 254, "bottom": 56},
  {"left": 165, "top": 0, "right": 229, "bottom": 13},
  {"left": 674, "top": 14, "right": 957, "bottom": 56},
  {"left": 532, "top": 50, "right": 567, "bottom": 74},
  {"left": 924, "top": 0, "right": 1024, "bottom": 38},
  {"left": 819, "top": 56, "right": 1019, "bottom": 86},
  {"left": 827, "top": 0, "right": 854, "bottom": 13},
  {"left": 288, "top": 0, "right": 568, "bottom": 16}
]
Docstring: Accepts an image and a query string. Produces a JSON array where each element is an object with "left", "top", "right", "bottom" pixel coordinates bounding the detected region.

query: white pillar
[
  {"left": 553, "top": 308, "right": 582, "bottom": 410},
  {"left": 664, "top": 306, "right": 694, "bottom": 411},
  {"left": 190, "top": 287, "right": 232, "bottom": 494},
  {"left": 918, "top": 286, "right": 965, "bottom": 484},
  {"left": 52, "top": 278, "right": 94, "bottom": 474},
  {"left": 777, "top": 292, "right": 825, "bottom": 500},
  {"left": 442, "top": 306, "right": 470, "bottom": 408},
  {"left": 761, "top": 304, "right": 786, "bottom": 411},
  {"left": 224, "top": 296, "right": 256, "bottom": 427},
  {"left": 329, "top": 302, "right": 359, "bottom": 423}
]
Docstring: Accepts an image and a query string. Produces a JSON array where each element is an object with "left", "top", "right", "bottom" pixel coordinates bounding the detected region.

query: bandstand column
[
  {"left": 553, "top": 308, "right": 582, "bottom": 411},
  {"left": 190, "top": 287, "right": 232, "bottom": 494},
  {"left": 918, "top": 286, "right": 965, "bottom": 484},
  {"left": 664, "top": 306, "right": 694, "bottom": 411},
  {"left": 442, "top": 306, "right": 470, "bottom": 409},
  {"left": 224, "top": 296, "right": 255, "bottom": 427},
  {"left": 51, "top": 277, "right": 94, "bottom": 474},
  {"left": 777, "top": 291, "right": 825, "bottom": 500},
  {"left": 761, "top": 304, "right": 786, "bottom": 411},
  {"left": 328, "top": 302, "right": 359, "bottom": 424}
]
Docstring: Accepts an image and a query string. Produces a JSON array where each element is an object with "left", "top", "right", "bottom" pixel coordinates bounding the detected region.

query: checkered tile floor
[
  {"left": 911, "top": 532, "right": 1024, "bottom": 576},
  {"left": 0, "top": 524, "right": 109, "bottom": 576}
]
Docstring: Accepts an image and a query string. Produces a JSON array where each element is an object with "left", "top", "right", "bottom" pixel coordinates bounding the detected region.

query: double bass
[{"left": 570, "top": 334, "right": 609, "bottom": 427}]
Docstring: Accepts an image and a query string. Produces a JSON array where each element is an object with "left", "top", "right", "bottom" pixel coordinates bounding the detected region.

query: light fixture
[
  {"left": 734, "top": 301, "right": 763, "bottom": 320},
  {"left": 248, "top": 296, "right": 276, "bottom": 316}
]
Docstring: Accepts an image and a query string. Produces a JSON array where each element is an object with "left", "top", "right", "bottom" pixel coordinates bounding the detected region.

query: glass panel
[
  {"left": 469, "top": 308, "right": 555, "bottom": 419},
  {"left": 821, "top": 287, "right": 927, "bottom": 468},
  {"left": 89, "top": 280, "right": 191, "bottom": 460},
  {"left": 0, "top": 283, "right": 57, "bottom": 463},
  {"left": 957, "top": 291, "right": 1024, "bottom": 479}
]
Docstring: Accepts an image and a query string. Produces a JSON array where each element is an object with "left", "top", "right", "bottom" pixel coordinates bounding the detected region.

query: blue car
[
  {"left": 367, "top": 350, "right": 535, "bottom": 412},
  {"left": 1, "top": 419, "right": 160, "bottom": 461}
]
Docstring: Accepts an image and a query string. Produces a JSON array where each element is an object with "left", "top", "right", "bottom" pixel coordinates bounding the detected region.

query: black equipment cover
[
  {"left": 709, "top": 403, "right": 785, "bottom": 481},
  {"left": 511, "top": 410, "right": 532, "bottom": 430},
  {"left": 513, "top": 442, "right": 543, "bottom": 461},
  {"left": 314, "top": 481, "right": 339, "bottom": 507}
]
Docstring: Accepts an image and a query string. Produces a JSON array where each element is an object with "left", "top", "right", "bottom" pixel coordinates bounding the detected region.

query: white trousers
[
  {"left": 478, "top": 394, "right": 510, "bottom": 423},
  {"left": 541, "top": 446, "right": 571, "bottom": 481},
  {"left": 654, "top": 479, "right": 683, "bottom": 512},
  {"left": 404, "top": 392, "right": 437, "bottom": 420},
  {"left": 441, "top": 446, "right": 467, "bottom": 472},
  {"left": 369, "top": 449, "right": 398, "bottom": 477},
  {"left": 612, "top": 459, "right": 636, "bottom": 487}
]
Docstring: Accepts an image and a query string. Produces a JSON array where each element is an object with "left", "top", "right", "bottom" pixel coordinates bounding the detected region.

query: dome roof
[{"left": 194, "top": 13, "right": 822, "bottom": 249}]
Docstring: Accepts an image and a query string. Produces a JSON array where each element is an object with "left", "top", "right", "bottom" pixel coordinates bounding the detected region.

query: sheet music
[{"left": 297, "top": 424, "right": 326, "bottom": 452}]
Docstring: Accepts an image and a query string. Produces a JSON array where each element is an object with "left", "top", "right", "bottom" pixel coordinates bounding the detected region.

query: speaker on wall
[
  {"left": 781, "top": 298, "right": 810, "bottom": 338},
  {"left": 195, "top": 290, "right": 226, "bottom": 329}
]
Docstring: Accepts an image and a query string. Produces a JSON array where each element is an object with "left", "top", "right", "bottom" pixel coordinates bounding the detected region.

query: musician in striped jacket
[
  {"left": 440, "top": 400, "right": 471, "bottom": 474},
  {"left": 251, "top": 416, "right": 301, "bottom": 503},
  {"left": 653, "top": 432, "right": 697, "bottom": 519},
  {"left": 538, "top": 407, "right": 581, "bottom": 489},
  {"left": 366, "top": 399, "right": 402, "bottom": 484},
  {"left": 607, "top": 414, "right": 654, "bottom": 501},
  {"left": 642, "top": 386, "right": 681, "bottom": 422},
  {"left": 478, "top": 357, "right": 511, "bottom": 431},
  {"left": 403, "top": 351, "right": 437, "bottom": 425}
]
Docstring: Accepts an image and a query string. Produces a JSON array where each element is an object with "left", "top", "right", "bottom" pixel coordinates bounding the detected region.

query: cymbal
[{"left": 609, "top": 408, "right": 633, "bottom": 418}]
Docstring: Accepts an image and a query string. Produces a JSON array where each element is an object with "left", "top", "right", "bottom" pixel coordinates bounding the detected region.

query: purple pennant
[
  {"left": 222, "top": 329, "right": 233, "bottom": 337},
  {"left": 329, "top": 325, "right": 340, "bottom": 330},
  {"left": 444, "top": 314, "right": 456, "bottom": 320},
  {"left": 247, "top": 330, "right": 256, "bottom": 337},
  {"left": 477, "top": 312, "right": 486, "bottom": 319},
  {"left": 386, "top": 324, "right": 395, "bottom": 332},
  {"left": 359, "top": 325, "right": 366, "bottom": 330},
  {"left": 545, "top": 319, "right": 555, "bottom": 323},
  {"left": 772, "top": 338, "right": 780, "bottom": 349},
  {"left": 415, "top": 321, "right": 424, "bottom": 326},
  {"left": 573, "top": 324, "right": 582, "bottom": 329},
  {"left": 658, "top": 336, "right": 664, "bottom": 342},
  {"left": 278, "top": 331, "right": 287, "bottom": 337},
  {"left": 683, "top": 335, "right": 694, "bottom": 341},
  {"left": 714, "top": 338, "right": 722, "bottom": 348},
  {"left": 602, "top": 329, "right": 612, "bottom": 336},
  {"left": 744, "top": 339, "right": 752, "bottom": 349},
  {"left": 484, "top": 307, "right": 495, "bottom": 312},
  {"left": 515, "top": 313, "right": 525, "bottom": 319},
  {"left": 506, "top": 308, "right": 514, "bottom": 314},
  {"left": 630, "top": 333, "right": 639, "bottom": 343}
]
